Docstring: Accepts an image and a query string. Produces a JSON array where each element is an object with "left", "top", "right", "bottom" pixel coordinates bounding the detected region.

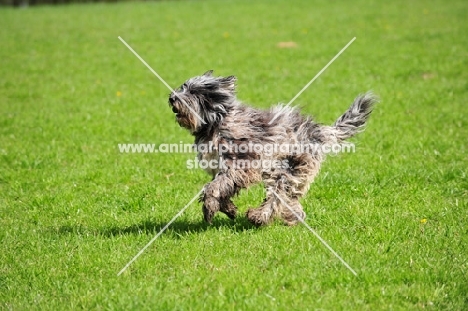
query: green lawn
[{"left": 1, "top": 0, "right": 467, "bottom": 309}]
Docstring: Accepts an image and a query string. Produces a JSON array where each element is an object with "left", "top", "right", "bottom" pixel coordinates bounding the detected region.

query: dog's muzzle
[{"left": 169, "top": 96, "right": 181, "bottom": 116}]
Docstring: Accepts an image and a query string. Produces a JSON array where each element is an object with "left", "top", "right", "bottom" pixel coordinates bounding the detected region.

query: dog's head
[{"left": 169, "top": 70, "right": 237, "bottom": 134}]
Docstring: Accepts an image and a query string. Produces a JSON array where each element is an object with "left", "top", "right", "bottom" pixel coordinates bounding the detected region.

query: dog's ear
[
  {"left": 219, "top": 75, "right": 237, "bottom": 92},
  {"left": 203, "top": 70, "right": 214, "bottom": 76}
]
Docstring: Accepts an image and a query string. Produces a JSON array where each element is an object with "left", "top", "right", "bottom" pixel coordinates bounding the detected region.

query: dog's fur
[{"left": 169, "top": 70, "right": 376, "bottom": 226}]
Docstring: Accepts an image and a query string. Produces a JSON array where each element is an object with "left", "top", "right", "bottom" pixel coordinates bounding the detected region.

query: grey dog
[{"left": 169, "top": 70, "right": 376, "bottom": 226}]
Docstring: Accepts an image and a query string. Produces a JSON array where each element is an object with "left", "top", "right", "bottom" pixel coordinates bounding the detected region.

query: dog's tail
[{"left": 329, "top": 92, "right": 377, "bottom": 142}]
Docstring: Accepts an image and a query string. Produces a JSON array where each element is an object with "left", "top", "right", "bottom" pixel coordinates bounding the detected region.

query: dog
[{"left": 169, "top": 70, "right": 376, "bottom": 226}]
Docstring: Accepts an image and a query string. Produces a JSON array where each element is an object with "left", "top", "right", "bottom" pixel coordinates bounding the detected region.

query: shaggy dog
[{"left": 169, "top": 70, "right": 376, "bottom": 226}]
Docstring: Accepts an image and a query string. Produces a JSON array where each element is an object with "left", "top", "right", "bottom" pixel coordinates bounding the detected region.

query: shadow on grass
[
  {"left": 53, "top": 216, "right": 258, "bottom": 238},
  {"left": 101, "top": 217, "right": 257, "bottom": 237}
]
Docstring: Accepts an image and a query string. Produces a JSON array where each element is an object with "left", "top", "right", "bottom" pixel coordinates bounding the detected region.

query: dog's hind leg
[
  {"left": 246, "top": 177, "right": 305, "bottom": 226},
  {"left": 277, "top": 154, "right": 321, "bottom": 225},
  {"left": 246, "top": 187, "right": 278, "bottom": 226},
  {"left": 278, "top": 195, "right": 306, "bottom": 226},
  {"left": 247, "top": 176, "right": 306, "bottom": 226},
  {"left": 247, "top": 153, "right": 320, "bottom": 226}
]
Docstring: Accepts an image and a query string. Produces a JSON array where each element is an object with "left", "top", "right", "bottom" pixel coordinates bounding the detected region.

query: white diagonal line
[
  {"left": 271, "top": 189, "right": 358, "bottom": 276},
  {"left": 117, "top": 188, "right": 205, "bottom": 276},
  {"left": 118, "top": 36, "right": 206, "bottom": 125},
  {"left": 269, "top": 37, "right": 356, "bottom": 125}
]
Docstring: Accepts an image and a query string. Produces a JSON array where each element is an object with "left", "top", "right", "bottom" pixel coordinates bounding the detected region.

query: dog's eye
[{"left": 169, "top": 97, "right": 175, "bottom": 104}]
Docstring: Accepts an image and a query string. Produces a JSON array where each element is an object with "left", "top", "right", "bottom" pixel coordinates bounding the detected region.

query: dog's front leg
[{"left": 202, "top": 172, "right": 237, "bottom": 223}]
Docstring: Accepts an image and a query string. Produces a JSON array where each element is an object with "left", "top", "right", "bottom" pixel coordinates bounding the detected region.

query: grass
[{"left": 1, "top": 0, "right": 467, "bottom": 309}]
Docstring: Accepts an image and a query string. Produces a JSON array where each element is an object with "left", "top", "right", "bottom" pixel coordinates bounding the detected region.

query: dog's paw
[
  {"left": 281, "top": 209, "right": 306, "bottom": 226},
  {"left": 246, "top": 208, "right": 270, "bottom": 227},
  {"left": 282, "top": 218, "right": 300, "bottom": 226}
]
